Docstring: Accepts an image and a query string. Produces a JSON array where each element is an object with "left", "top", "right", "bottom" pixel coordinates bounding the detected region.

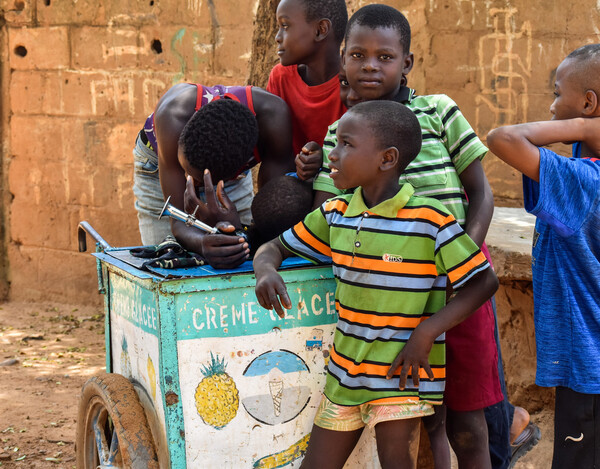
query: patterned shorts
[{"left": 313, "top": 395, "right": 435, "bottom": 431}]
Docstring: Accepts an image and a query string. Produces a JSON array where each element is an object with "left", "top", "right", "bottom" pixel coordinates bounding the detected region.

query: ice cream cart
[{"left": 75, "top": 222, "right": 380, "bottom": 468}]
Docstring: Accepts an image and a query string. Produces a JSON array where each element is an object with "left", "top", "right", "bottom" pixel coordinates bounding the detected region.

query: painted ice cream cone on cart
[
  {"left": 268, "top": 369, "right": 284, "bottom": 417},
  {"left": 269, "top": 378, "right": 284, "bottom": 416}
]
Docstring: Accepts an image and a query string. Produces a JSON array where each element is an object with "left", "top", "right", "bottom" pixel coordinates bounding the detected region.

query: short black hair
[
  {"left": 348, "top": 100, "right": 421, "bottom": 168},
  {"left": 566, "top": 43, "right": 600, "bottom": 61},
  {"left": 178, "top": 99, "right": 259, "bottom": 182},
  {"left": 565, "top": 44, "right": 600, "bottom": 93},
  {"left": 345, "top": 4, "right": 411, "bottom": 54},
  {"left": 250, "top": 175, "right": 313, "bottom": 247},
  {"left": 301, "top": 0, "right": 348, "bottom": 45}
]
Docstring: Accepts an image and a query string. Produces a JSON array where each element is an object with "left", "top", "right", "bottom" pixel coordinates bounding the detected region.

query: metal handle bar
[{"left": 78, "top": 221, "right": 112, "bottom": 252}]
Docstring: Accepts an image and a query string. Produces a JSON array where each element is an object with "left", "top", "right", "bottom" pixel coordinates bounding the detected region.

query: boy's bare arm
[
  {"left": 387, "top": 266, "right": 498, "bottom": 390},
  {"left": 252, "top": 88, "right": 295, "bottom": 189},
  {"left": 460, "top": 159, "right": 494, "bottom": 247},
  {"left": 487, "top": 118, "right": 600, "bottom": 181},
  {"left": 254, "top": 239, "right": 294, "bottom": 317},
  {"left": 312, "top": 190, "right": 336, "bottom": 209}
]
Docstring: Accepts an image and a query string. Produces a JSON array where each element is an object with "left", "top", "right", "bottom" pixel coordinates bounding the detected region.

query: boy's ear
[
  {"left": 380, "top": 147, "right": 400, "bottom": 171},
  {"left": 402, "top": 52, "right": 415, "bottom": 76},
  {"left": 583, "top": 89, "right": 599, "bottom": 116},
  {"left": 315, "top": 18, "right": 332, "bottom": 42}
]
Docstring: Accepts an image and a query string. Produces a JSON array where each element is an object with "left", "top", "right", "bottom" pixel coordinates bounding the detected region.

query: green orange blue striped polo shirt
[
  {"left": 313, "top": 87, "right": 488, "bottom": 226},
  {"left": 280, "top": 184, "right": 490, "bottom": 406}
]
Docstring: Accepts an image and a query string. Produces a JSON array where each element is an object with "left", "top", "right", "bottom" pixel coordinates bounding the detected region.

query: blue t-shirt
[{"left": 523, "top": 146, "right": 600, "bottom": 393}]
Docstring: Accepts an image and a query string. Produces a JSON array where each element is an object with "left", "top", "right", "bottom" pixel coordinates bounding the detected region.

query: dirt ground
[
  {"left": 0, "top": 301, "right": 105, "bottom": 468},
  {"left": 0, "top": 301, "right": 552, "bottom": 468}
]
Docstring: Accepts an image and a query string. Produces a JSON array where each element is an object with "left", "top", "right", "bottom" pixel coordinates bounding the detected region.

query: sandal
[{"left": 509, "top": 422, "right": 541, "bottom": 468}]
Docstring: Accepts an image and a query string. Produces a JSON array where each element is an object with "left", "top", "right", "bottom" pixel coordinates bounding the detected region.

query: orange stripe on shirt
[
  {"left": 294, "top": 223, "right": 331, "bottom": 257},
  {"left": 448, "top": 251, "right": 487, "bottom": 285},
  {"left": 331, "top": 252, "right": 438, "bottom": 276},
  {"left": 331, "top": 348, "right": 445, "bottom": 379},
  {"left": 337, "top": 303, "right": 422, "bottom": 329},
  {"left": 324, "top": 198, "right": 349, "bottom": 213},
  {"left": 387, "top": 366, "right": 445, "bottom": 380},
  {"left": 399, "top": 206, "right": 449, "bottom": 226}
]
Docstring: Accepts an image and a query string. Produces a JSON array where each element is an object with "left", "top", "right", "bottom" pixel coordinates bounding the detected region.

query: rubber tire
[
  {"left": 76, "top": 373, "right": 160, "bottom": 469},
  {"left": 132, "top": 380, "right": 170, "bottom": 469}
]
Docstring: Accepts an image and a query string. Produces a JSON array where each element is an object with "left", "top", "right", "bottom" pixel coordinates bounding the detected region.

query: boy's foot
[
  {"left": 510, "top": 406, "right": 530, "bottom": 444},
  {"left": 509, "top": 422, "right": 541, "bottom": 469}
]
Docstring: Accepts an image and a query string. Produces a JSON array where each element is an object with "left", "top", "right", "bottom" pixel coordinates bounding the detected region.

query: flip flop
[{"left": 509, "top": 422, "right": 541, "bottom": 468}]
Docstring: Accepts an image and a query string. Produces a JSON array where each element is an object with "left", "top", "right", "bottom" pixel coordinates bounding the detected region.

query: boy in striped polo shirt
[
  {"left": 306, "top": 5, "right": 528, "bottom": 468},
  {"left": 254, "top": 100, "right": 498, "bottom": 468}
]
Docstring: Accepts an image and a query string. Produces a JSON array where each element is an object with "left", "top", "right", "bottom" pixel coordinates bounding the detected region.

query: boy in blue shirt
[{"left": 487, "top": 43, "right": 600, "bottom": 469}]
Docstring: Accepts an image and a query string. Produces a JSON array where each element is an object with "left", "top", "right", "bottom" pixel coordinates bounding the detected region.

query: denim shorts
[{"left": 132, "top": 134, "right": 254, "bottom": 246}]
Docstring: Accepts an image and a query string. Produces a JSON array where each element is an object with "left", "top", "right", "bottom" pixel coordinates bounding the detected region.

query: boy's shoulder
[
  {"left": 322, "top": 192, "right": 354, "bottom": 211},
  {"left": 537, "top": 146, "right": 600, "bottom": 187},
  {"left": 268, "top": 63, "right": 299, "bottom": 85},
  {"left": 269, "top": 63, "right": 297, "bottom": 76},
  {"left": 322, "top": 189, "right": 455, "bottom": 223},
  {"left": 405, "top": 192, "right": 456, "bottom": 222},
  {"left": 408, "top": 92, "right": 458, "bottom": 112}
]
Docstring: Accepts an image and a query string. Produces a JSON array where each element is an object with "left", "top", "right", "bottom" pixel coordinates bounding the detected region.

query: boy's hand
[
  {"left": 387, "top": 326, "right": 435, "bottom": 390},
  {"left": 295, "top": 142, "right": 323, "bottom": 181},
  {"left": 255, "top": 270, "right": 292, "bottom": 318},
  {"left": 184, "top": 170, "right": 242, "bottom": 229},
  {"left": 200, "top": 231, "right": 249, "bottom": 269}
]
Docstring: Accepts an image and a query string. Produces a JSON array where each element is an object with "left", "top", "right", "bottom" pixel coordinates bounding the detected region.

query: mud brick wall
[
  {"left": 1, "top": 0, "right": 256, "bottom": 303},
  {"left": 1, "top": 0, "right": 599, "bottom": 304}
]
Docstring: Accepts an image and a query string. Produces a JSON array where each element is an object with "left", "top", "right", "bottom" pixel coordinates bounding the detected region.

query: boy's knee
[
  {"left": 447, "top": 409, "right": 489, "bottom": 455},
  {"left": 423, "top": 407, "right": 446, "bottom": 434},
  {"left": 378, "top": 446, "right": 418, "bottom": 469},
  {"left": 449, "top": 428, "right": 487, "bottom": 453}
]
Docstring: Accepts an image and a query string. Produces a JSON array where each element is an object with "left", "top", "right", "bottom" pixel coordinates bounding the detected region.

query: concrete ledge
[{"left": 486, "top": 207, "right": 535, "bottom": 280}]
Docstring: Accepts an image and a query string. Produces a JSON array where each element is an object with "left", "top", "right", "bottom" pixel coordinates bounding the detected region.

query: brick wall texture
[{"left": 0, "top": 0, "right": 598, "bottom": 304}]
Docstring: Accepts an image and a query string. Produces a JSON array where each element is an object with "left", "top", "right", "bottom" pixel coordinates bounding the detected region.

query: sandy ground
[
  {"left": 0, "top": 301, "right": 552, "bottom": 468},
  {"left": 0, "top": 302, "right": 105, "bottom": 468}
]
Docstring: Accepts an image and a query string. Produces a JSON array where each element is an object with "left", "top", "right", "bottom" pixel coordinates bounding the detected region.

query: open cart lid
[{"left": 93, "top": 247, "right": 318, "bottom": 280}]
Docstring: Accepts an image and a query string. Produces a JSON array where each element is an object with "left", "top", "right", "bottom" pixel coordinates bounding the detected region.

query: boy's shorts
[
  {"left": 552, "top": 386, "right": 600, "bottom": 469},
  {"left": 444, "top": 242, "right": 504, "bottom": 411},
  {"left": 313, "top": 395, "right": 434, "bottom": 431}
]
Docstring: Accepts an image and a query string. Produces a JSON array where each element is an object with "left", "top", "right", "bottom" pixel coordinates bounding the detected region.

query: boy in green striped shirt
[
  {"left": 254, "top": 100, "right": 497, "bottom": 468},
  {"left": 298, "top": 5, "right": 526, "bottom": 468}
]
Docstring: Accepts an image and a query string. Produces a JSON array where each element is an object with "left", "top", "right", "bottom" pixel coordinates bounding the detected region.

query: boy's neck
[
  {"left": 297, "top": 47, "right": 341, "bottom": 86},
  {"left": 361, "top": 179, "right": 402, "bottom": 209},
  {"left": 391, "top": 85, "right": 412, "bottom": 103}
]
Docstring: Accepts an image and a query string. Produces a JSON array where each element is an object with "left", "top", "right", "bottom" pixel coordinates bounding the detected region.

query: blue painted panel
[{"left": 108, "top": 273, "right": 160, "bottom": 337}]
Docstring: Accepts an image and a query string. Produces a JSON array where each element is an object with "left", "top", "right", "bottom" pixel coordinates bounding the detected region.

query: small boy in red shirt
[{"left": 267, "top": 0, "right": 347, "bottom": 174}]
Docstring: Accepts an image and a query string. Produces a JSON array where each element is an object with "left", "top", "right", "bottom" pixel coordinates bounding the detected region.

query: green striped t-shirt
[
  {"left": 280, "top": 185, "right": 490, "bottom": 406},
  {"left": 313, "top": 88, "right": 488, "bottom": 226}
]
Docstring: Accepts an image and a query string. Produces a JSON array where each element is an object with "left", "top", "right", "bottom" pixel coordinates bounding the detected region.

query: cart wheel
[{"left": 76, "top": 373, "right": 159, "bottom": 469}]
